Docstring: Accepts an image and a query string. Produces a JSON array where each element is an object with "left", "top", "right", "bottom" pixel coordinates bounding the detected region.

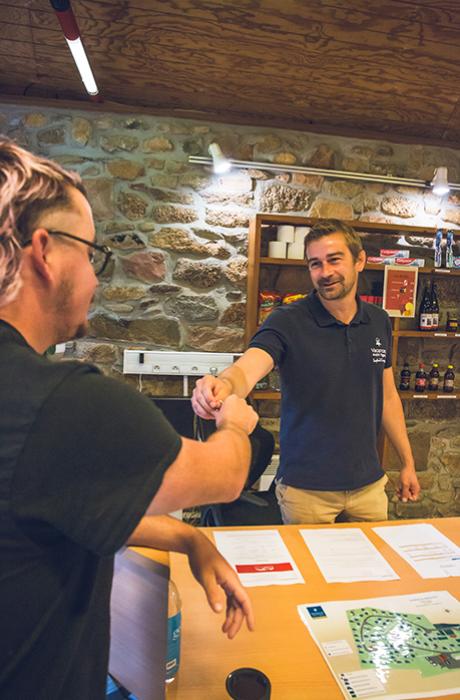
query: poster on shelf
[{"left": 382, "top": 265, "right": 418, "bottom": 317}]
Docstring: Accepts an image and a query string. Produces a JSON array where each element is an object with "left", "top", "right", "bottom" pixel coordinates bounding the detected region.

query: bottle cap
[{"left": 226, "top": 668, "right": 271, "bottom": 700}]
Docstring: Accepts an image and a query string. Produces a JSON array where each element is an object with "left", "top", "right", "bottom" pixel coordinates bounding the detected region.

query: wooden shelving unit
[
  {"left": 398, "top": 391, "right": 458, "bottom": 401},
  {"left": 245, "top": 214, "right": 460, "bottom": 463}
]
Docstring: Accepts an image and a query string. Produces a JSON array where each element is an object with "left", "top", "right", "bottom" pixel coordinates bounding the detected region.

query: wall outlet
[{"left": 123, "top": 350, "right": 240, "bottom": 376}]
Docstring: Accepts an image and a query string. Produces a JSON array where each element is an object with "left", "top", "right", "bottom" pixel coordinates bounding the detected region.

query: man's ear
[
  {"left": 356, "top": 248, "right": 366, "bottom": 271},
  {"left": 29, "top": 229, "right": 53, "bottom": 282}
]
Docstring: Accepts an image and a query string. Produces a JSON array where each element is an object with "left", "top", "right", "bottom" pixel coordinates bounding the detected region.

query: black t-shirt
[
  {"left": 0, "top": 322, "right": 181, "bottom": 699},
  {"left": 249, "top": 292, "right": 392, "bottom": 491}
]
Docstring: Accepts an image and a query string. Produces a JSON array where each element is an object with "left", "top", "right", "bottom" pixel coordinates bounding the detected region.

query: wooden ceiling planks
[{"left": 0, "top": 0, "right": 459, "bottom": 147}]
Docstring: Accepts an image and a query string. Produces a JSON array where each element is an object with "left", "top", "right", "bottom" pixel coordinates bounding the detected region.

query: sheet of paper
[
  {"left": 373, "top": 524, "right": 460, "bottom": 579},
  {"left": 300, "top": 528, "right": 399, "bottom": 583},
  {"left": 298, "top": 590, "right": 460, "bottom": 700},
  {"left": 212, "top": 529, "right": 304, "bottom": 587}
]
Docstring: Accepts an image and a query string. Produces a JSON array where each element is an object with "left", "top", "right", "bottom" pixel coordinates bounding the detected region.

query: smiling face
[{"left": 306, "top": 231, "right": 365, "bottom": 302}]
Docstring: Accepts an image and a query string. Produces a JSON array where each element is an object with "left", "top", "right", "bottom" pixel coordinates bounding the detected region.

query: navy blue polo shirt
[{"left": 249, "top": 291, "right": 392, "bottom": 491}]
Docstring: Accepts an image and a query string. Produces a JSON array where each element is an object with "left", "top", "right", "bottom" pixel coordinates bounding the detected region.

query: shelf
[
  {"left": 396, "top": 331, "right": 460, "bottom": 338},
  {"left": 366, "top": 263, "right": 460, "bottom": 275},
  {"left": 255, "top": 214, "right": 447, "bottom": 236},
  {"left": 252, "top": 390, "right": 281, "bottom": 400},
  {"left": 254, "top": 390, "right": 459, "bottom": 401},
  {"left": 398, "top": 391, "right": 458, "bottom": 401},
  {"left": 260, "top": 256, "right": 305, "bottom": 266},
  {"left": 260, "top": 258, "right": 460, "bottom": 275}
]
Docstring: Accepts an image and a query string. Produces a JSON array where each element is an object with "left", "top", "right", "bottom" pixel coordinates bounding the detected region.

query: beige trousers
[{"left": 275, "top": 474, "right": 389, "bottom": 525}]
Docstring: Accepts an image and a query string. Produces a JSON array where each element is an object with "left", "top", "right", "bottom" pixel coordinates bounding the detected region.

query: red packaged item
[
  {"left": 282, "top": 292, "right": 306, "bottom": 305},
  {"left": 258, "top": 290, "right": 282, "bottom": 324}
]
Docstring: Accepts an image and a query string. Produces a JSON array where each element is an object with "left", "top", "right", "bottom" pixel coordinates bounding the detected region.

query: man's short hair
[
  {"left": 0, "top": 137, "right": 85, "bottom": 307},
  {"left": 304, "top": 219, "right": 363, "bottom": 261}
]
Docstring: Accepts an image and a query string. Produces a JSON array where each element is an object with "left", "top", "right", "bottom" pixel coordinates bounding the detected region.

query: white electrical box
[{"left": 123, "top": 350, "right": 239, "bottom": 376}]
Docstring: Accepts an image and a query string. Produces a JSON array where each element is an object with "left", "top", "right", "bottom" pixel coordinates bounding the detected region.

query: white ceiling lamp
[
  {"left": 190, "top": 152, "right": 460, "bottom": 192},
  {"left": 208, "top": 142, "right": 231, "bottom": 174},
  {"left": 50, "top": 0, "right": 100, "bottom": 98},
  {"left": 431, "top": 167, "right": 450, "bottom": 196}
]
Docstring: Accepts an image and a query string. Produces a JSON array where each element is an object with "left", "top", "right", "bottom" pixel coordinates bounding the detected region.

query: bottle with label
[
  {"left": 415, "top": 363, "right": 427, "bottom": 392},
  {"left": 434, "top": 229, "right": 443, "bottom": 268},
  {"left": 418, "top": 285, "right": 432, "bottom": 331},
  {"left": 446, "top": 231, "right": 455, "bottom": 268},
  {"left": 430, "top": 282, "right": 439, "bottom": 331},
  {"left": 165, "top": 579, "right": 181, "bottom": 684},
  {"left": 428, "top": 362, "right": 440, "bottom": 391},
  {"left": 443, "top": 365, "right": 455, "bottom": 393},
  {"left": 399, "top": 362, "right": 411, "bottom": 390},
  {"left": 446, "top": 312, "right": 458, "bottom": 333}
]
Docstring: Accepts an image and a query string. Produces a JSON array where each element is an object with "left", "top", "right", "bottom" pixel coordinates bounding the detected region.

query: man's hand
[
  {"left": 192, "top": 375, "right": 232, "bottom": 419},
  {"left": 397, "top": 465, "right": 421, "bottom": 502},
  {"left": 186, "top": 532, "right": 255, "bottom": 639},
  {"left": 216, "top": 394, "right": 258, "bottom": 435}
]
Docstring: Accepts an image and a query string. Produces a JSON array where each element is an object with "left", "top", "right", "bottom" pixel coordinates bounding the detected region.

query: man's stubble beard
[
  {"left": 316, "top": 274, "right": 356, "bottom": 301},
  {"left": 54, "top": 278, "right": 88, "bottom": 343}
]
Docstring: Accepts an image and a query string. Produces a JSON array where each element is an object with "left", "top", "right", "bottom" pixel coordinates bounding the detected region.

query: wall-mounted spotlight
[
  {"left": 208, "top": 142, "right": 231, "bottom": 174},
  {"left": 50, "top": 0, "right": 100, "bottom": 98},
  {"left": 431, "top": 167, "right": 450, "bottom": 196}
]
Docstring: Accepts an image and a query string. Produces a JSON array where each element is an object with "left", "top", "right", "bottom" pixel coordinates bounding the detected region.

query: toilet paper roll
[
  {"left": 287, "top": 242, "right": 305, "bottom": 260},
  {"left": 277, "top": 225, "right": 295, "bottom": 243},
  {"left": 268, "top": 240, "right": 287, "bottom": 258},
  {"left": 294, "top": 226, "right": 309, "bottom": 245}
]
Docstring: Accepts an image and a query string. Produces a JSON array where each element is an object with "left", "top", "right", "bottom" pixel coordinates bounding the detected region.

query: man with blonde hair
[
  {"left": 0, "top": 138, "right": 258, "bottom": 699},
  {"left": 193, "top": 219, "right": 420, "bottom": 524}
]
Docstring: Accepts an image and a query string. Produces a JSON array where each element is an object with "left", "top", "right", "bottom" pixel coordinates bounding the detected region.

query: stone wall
[{"left": 1, "top": 103, "right": 459, "bottom": 518}]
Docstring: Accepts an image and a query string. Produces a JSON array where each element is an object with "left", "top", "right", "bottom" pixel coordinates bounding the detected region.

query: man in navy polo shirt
[{"left": 192, "top": 219, "right": 420, "bottom": 524}]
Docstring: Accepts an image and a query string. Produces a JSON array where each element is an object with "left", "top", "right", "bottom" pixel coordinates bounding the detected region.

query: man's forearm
[
  {"left": 127, "top": 514, "right": 201, "bottom": 552},
  {"left": 381, "top": 395, "right": 415, "bottom": 469},
  {"left": 207, "top": 424, "right": 251, "bottom": 493},
  {"left": 219, "top": 365, "right": 251, "bottom": 398}
]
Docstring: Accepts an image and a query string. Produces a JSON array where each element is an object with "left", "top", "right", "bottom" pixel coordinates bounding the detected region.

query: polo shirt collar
[
  {"left": 0, "top": 319, "right": 32, "bottom": 348},
  {"left": 306, "top": 290, "right": 371, "bottom": 327}
]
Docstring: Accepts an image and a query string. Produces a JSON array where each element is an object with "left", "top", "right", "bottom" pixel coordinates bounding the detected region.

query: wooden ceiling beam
[
  {"left": 24, "top": 5, "right": 460, "bottom": 58},
  {"left": 1, "top": 91, "right": 458, "bottom": 149}
]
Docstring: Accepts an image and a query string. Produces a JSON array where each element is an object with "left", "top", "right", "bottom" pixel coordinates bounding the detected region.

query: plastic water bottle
[{"left": 165, "top": 579, "right": 181, "bottom": 684}]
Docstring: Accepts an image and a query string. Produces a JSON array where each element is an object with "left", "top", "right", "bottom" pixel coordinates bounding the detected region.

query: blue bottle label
[{"left": 166, "top": 611, "right": 181, "bottom": 681}]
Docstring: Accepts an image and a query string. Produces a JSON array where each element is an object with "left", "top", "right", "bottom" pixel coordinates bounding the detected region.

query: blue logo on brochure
[{"left": 307, "top": 605, "right": 326, "bottom": 618}]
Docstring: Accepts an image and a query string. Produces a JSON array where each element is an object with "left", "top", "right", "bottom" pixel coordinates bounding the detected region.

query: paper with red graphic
[{"left": 213, "top": 529, "right": 304, "bottom": 587}]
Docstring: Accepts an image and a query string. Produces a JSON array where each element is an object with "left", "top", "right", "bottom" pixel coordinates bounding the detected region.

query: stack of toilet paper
[{"left": 268, "top": 225, "right": 309, "bottom": 259}]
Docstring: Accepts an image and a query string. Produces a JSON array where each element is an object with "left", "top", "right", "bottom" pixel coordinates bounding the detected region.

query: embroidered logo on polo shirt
[{"left": 371, "top": 339, "right": 387, "bottom": 363}]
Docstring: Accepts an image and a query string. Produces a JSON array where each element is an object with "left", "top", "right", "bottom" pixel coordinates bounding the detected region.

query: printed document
[
  {"left": 300, "top": 528, "right": 399, "bottom": 583},
  {"left": 373, "top": 524, "right": 460, "bottom": 578},
  {"left": 213, "top": 529, "right": 304, "bottom": 587},
  {"left": 298, "top": 590, "right": 460, "bottom": 699}
]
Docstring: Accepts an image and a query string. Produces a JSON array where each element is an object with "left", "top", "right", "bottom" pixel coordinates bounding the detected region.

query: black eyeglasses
[{"left": 23, "top": 229, "right": 113, "bottom": 276}]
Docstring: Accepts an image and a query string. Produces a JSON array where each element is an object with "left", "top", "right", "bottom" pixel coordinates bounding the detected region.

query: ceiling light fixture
[
  {"left": 189, "top": 148, "right": 460, "bottom": 193},
  {"left": 50, "top": 0, "right": 100, "bottom": 98},
  {"left": 208, "top": 142, "right": 231, "bottom": 174},
  {"left": 431, "top": 167, "right": 450, "bottom": 196}
]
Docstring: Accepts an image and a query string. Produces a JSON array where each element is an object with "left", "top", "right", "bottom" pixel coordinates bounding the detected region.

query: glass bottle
[
  {"left": 446, "top": 312, "right": 458, "bottom": 333},
  {"left": 443, "top": 365, "right": 455, "bottom": 394},
  {"left": 434, "top": 229, "right": 443, "bottom": 268},
  {"left": 446, "top": 231, "right": 454, "bottom": 268},
  {"left": 428, "top": 362, "right": 440, "bottom": 392},
  {"left": 430, "top": 282, "right": 439, "bottom": 331},
  {"left": 165, "top": 579, "right": 181, "bottom": 684},
  {"left": 399, "top": 363, "right": 411, "bottom": 391},
  {"left": 418, "top": 286, "right": 432, "bottom": 331},
  {"left": 415, "top": 363, "right": 427, "bottom": 393}
]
